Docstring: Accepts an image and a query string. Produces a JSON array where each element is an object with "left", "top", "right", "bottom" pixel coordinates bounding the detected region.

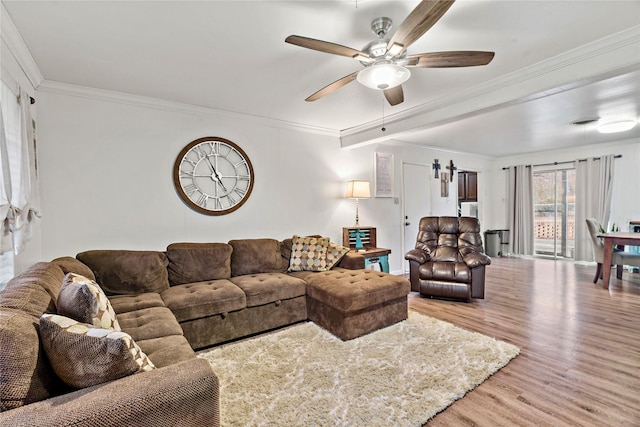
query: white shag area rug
[{"left": 198, "top": 311, "right": 519, "bottom": 426}]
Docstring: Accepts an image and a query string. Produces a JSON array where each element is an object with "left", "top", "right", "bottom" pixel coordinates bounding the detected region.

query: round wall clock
[{"left": 173, "top": 137, "right": 254, "bottom": 215}]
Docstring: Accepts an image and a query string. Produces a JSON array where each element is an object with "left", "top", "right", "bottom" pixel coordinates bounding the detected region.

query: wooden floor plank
[{"left": 408, "top": 257, "right": 640, "bottom": 426}]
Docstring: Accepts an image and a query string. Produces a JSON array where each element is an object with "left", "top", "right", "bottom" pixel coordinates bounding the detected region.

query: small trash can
[{"left": 484, "top": 230, "right": 501, "bottom": 257}]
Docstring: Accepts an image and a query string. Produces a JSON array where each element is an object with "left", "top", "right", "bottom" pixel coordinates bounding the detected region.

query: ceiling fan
[{"left": 285, "top": 0, "right": 494, "bottom": 106}]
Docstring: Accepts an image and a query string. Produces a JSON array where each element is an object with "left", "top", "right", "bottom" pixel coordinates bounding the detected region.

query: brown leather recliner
[{"left": 405, "top": 216, "right": 491, "bottom": 301}]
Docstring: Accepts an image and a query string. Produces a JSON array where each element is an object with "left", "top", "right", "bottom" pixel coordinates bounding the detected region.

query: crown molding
[
  {"left": 340, "top": 25, "right": 640, "bottom": 147},
  {"left": 0, "top": 3, "right": 43, "bottom": 89},
  {"left": 37, "top": 80, "right": 340, "bottom": 138},
  {"left": 492, "top": 136, "right": 640, "bottom": 166}
]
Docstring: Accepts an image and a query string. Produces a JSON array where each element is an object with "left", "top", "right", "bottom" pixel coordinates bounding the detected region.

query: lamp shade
[
  {"left": 346, "top": 180, "right": 371, "bottom": 199},
  {"left": 357, "top": 63, "right": 411, "bottom": 90}
]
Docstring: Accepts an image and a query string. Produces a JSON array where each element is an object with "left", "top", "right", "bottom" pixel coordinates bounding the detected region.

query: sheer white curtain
[
  {"left": 0, "top": 80, "right": 40, "bottom": 255},
  {"left": 507, "top": 165, "right": 534, "bottom": 255},
  {"left": 574, "top": 155, "right": 615, "bottom": 261}
]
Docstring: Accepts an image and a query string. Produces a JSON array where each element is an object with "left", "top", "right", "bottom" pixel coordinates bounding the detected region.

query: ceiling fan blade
[
  {"left": 407, "top": 51, "right": 495, "bottom": 67},
  {"left": 387, "top": 0, "right": 456, "bottom": 56},
  {"left": 305, "top": 72, "right": 359, "bottom": 102},
  {"left": 286, "top": 35, "right": 371, "bottom": 61},
  {"left": 384, "top": 85, "right": 404, "bottom": 106}
]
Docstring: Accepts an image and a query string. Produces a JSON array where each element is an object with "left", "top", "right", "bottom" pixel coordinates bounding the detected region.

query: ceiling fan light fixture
[
  {"left": 596, "top": 119, "right": 637, "bottom": 133},
  {"left": 357, "top": 63, "right": 411, "bottom": 90}
]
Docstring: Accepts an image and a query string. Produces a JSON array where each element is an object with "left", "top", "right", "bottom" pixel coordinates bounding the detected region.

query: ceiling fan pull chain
[{"left": 381, "top": 96, "right": 386, "bottom": 132}]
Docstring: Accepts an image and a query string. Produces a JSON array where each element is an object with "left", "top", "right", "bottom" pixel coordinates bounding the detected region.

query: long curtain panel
[
  {"left": 9, "top": 88, "right": 40, "bottom": 254},
  {"left": 507, "top": 165, "right": 534, "bottom": 255},
  {"left": 0, "top": 81, "right": 40, "bottom": 255},
  {"left": 0, "top": 80, "right": 19, "bottom": 253},
  {"left": 574, "top": 155, "right": 615, "bottom": 262}
]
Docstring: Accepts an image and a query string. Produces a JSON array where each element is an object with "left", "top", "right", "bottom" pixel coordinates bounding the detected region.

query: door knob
[{"left": 405, "top": 222, "right": 410, "bottom": 226}]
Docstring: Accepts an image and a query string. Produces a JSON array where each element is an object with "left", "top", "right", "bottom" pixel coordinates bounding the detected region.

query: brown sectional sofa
[{"left": 0, "top": 237, "right": 409, "bottom": 426}]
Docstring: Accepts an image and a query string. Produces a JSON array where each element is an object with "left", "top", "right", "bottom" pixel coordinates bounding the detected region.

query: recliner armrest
[
  {"left": 405, "top": 248, "right": 429, "bottom": 264},
  {"left": 463, "top": 252, "right": 492, "bottom": 268}
]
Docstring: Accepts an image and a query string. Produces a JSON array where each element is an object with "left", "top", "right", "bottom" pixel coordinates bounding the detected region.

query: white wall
[
  {"left": 27, "top": 87, "right": 494, "bottom": 275},
  {"left": 486, "top": 138, "right": 640, "bottom": 231},
  {"left": 22, "top": 84, "right": 638, "bottom": 278}
]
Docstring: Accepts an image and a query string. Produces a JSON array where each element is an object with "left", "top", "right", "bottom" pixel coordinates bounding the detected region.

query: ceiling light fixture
[
  {"left": 596, "top": 119, "right": 637, "bottom": 133},
  {"left": 357, "top": 61, "right": 411, "bottom": 91}
]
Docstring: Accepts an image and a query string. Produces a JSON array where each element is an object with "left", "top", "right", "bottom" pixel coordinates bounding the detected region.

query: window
[{"left": 533, "top": 168, "right": 576, "bottom": 258}]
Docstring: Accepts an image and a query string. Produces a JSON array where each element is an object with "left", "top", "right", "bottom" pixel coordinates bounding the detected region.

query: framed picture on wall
[{"left": 374, "top": 152, "right": 393, "bottom": 198}]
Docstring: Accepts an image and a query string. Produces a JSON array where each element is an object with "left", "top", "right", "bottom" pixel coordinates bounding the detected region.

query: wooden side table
[{"left": 354, "top": 247, "right": 391, "bottom": 273}]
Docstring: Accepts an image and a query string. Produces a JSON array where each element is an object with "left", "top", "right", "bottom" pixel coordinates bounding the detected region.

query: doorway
[
  {"left": 533, "top": 168, "right": 576, "bottom": 258},
  {"left": 402, "top": 162, "right": 431, "bottom": 274}
]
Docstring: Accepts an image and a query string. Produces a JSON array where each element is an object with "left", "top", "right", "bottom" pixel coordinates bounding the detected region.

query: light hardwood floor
[{"left": 408, "top": 257, "right": 640, "bottom": 426}]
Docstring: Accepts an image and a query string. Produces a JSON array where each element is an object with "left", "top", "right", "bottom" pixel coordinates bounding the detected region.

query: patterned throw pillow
[
  {"left": 39, "top": 314, "right": 155, "bottom": 389},
  {"left": 57, "top": 273, "right": 121, "bottom": 330},
  {"left": 324, "top": 243, "right": 351, "bottom": 270},
  {"left": 288, "top": 235, "right": 331, "bottom": 272}
]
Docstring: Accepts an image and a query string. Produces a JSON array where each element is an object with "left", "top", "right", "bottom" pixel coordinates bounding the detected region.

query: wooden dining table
[{"left": 596, "top": 232, "right": 640, "bottom": 289}]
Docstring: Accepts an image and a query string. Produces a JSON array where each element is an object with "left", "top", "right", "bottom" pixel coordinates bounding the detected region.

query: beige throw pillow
[
  {"left": 324, "top": 243, "right": 351, "bottom": 270},
  {"left": 39, "top": 314, "right": 155, "bottom": 389},
  {"left": 57, "top": 273, "right": 121, "bottom": 330},
  {"left": 288, "top": 235, "right": 330, "bottom": 272}
]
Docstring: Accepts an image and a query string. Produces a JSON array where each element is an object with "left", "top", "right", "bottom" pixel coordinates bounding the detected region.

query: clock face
[{"left": 173, "top": 137, "right": 254, "bottom": 215}]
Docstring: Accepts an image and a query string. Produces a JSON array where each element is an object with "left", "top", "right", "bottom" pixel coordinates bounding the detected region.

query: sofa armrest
[
  {"left": 463, "top": 252, "right": 492, "bottom": 268},
  {"left": 336, "top": 252, "right": 365, "bottom": 269},
  {"left": 405, "top": 248, "right": 429, "bottom": 264},
  {"left": 0, "top": 358, "right": 219, "bottom": 427}
]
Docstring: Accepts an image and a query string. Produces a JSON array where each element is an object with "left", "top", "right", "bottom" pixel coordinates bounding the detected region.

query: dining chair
[{"left": 585, "top": 218, "right": 640, "bottom": 283}]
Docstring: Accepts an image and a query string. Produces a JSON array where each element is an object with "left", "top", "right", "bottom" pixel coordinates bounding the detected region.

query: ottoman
[{"left": 304, "top": 269, "right": 410, "bottom": 340}]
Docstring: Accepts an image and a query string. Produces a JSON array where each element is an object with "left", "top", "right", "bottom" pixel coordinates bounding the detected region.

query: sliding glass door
[{"left": 533, "top": 168, "right": 576, "bottom": 258}]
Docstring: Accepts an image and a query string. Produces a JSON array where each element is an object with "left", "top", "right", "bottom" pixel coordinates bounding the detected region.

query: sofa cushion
[
  {"left": 229, "top": 238, "right": 283, "bottom": 276},
  {"left": 229, "top": 273, "right": 307, "bottom": 307},
  {"left": 161, "top": 280, "right": 246, "bottom": 322},
  {"left": 166, "top": 242, "right": 233, "bottom": 285},
  {"left": 39, "top": 314, "right": 154, "bottom": 389},
  {"left": 109, "top": 293, "right": 166, "bottom": 314},
  {"left": 305, "top": 269, "right": 410, "bottom": 313},
  {"left": 57, "top": 273, "right": 121, "bottom": 330},
  {"left": 0, "top": 309, "right": 60, "bottom": 411},
  {"left": 50, "top": 256, "right": 96, "bottom": 281},
  {"left": 418, "top": 261, "right": 471, "bottom": 283},
  {"left": 136, "top": 335, "right": 195, "bottom": 368},
  {"left": 0, "top": 262, "right": 64, "bottom": 316},
  {"left": 76, "top": 250, "right": 169, "bottom": 296},
  {"left": 287, "top": 235, "right": 330, "bottom": 272},
  {"left": 115, "top": 307, "right": 184, "bottom": 342}
]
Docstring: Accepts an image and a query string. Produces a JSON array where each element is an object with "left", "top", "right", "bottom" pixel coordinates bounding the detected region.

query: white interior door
[{"left": 402, "top": 162, "right": 431, "bottom": 273}]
